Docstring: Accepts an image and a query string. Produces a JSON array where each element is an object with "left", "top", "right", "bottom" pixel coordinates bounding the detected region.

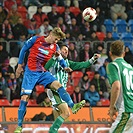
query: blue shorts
[{"left": 21, "top": 67, "right": 56, "bottom": 95}]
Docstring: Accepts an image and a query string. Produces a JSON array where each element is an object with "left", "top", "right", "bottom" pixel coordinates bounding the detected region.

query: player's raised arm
[
  {"left": 16, "top": 36, "right": 38, "bottom": 78},
  {"left": 69, "top": 53, "right": 101, "bottom": 70}
]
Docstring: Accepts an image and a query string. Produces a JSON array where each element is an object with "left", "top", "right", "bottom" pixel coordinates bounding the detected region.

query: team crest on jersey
[{"left": 50, "top": 44, "right": 54, "bottom": 49}]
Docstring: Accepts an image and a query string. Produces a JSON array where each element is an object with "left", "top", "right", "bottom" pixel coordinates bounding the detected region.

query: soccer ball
[{"left": 82, "top": 7, "right": 97, "bottom": 22}]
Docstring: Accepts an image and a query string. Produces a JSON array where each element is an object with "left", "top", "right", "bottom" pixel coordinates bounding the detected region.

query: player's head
[
  {"left": 109, "top": 40, "right": 125, "bottom": 59},
  {"left": 60, "top": 44, "right": 68, "bottom": 59},
  {"left": 48, "top": 27, "right": 66, "bottom": 44}
]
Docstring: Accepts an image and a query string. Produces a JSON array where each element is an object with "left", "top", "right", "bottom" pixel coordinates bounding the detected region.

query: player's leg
[
  {"left": 14, "top": 70, "right": 40, "bottom": 133},
  {"left": 40, "top": 71, "right": 85, "bottom": 114},
  {"left": 49, "top": 103, "right": 70, "bottom": 133},
  {"left": 47, "top": 89, "right": 70, "bottom": 132},
  {"left": 14, "top": 95, "right": 30, "bottom": 133},
  {"left": 49, "top": 80, "right": 85, "bottom": 114},
  {"left": 109, "top": 112, "right": 130, "bottom": 133}
]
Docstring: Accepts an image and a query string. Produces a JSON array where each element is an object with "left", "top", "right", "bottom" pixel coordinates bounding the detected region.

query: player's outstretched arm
[{"left": 69, "top": 53, "right": 101, "bottom": 71}]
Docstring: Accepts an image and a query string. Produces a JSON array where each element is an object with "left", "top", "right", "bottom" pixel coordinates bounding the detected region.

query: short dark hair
[
  {"left": 59, "top": 44, "right": 68, "bottom": 49},
  {"left": 110, "top": 40, "right": 124, "bottom": 56}
]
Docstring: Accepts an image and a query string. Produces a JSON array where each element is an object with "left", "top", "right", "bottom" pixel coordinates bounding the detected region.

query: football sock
[
  {"left": 57, "top": 86, "right": 74, "bottom": 108},
  {"left": 18, "top": 100, "right": 28, "bottom": 127},
  {"left": 50, "top": 116, "right": 65, "bottom": 132}
]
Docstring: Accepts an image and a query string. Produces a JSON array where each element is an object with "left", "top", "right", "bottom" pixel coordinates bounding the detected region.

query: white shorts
[
  {"left": 47, "top": 89, "right": 65, "bottom": 108},
  {"left": 109, "top": 111, "right": 133, "bottom": 133}
]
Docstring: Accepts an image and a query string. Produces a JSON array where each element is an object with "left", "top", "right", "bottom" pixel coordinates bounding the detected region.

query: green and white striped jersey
[
  {"left": 107, "top": 58, "right": 133, "bottom": 113},
  {"left": 49, "top": 59, "right": 69, "bottom": 89},
  {"left": 45, "top": 57, "right": 93, "bottom": 89}
]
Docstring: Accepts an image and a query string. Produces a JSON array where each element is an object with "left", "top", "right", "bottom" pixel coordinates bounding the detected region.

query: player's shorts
[
  {"left": 109, "top": 111, "right": 133, "bottom": 133},
  {"left": 21, "top": 67, "right": 56, "bottom": 95},
  {"left": 47, "top": 89, "right": 65, "bottom": 108}
]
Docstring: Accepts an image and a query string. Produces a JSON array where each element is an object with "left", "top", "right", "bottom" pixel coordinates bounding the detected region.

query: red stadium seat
[
  {"left": 71, "top": 71, "right": 83, "bottom": 86},
  {"left": 86, "top": 71, "right": 95, "bottom": 81},
  {"left": 56, "top": 6, "right": 65, "bottom": 14},
  {"left": 96, "top": 32, "right": 106, "bottom": 41},
  {"left": 12, "top": 99, "right": 21, "bottom": 106},
  {"left": 67, "top": 85, "right": 74, "bottom": 95},
  {"left": 69, "top": 6, "right": 80, "bottom": 16},
  {"left": 100, "top": 99, "right": 110, "bottom": 106},
  {"left": 17, "top": 6, "right": 27, "bottom": 20},
  {"left": 27, "top": 99, "right": 38, "bottom": 106},
  {"left": 0, "top": 99, "right": 10, "bottom": 106},
  {"left": 35, "top": 85, "right": 45, "bottom": 96}
]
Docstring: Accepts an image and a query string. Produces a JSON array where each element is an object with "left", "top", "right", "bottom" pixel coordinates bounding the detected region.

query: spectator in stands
[
  {"left": 68, "top": 42, "right": 79, "bottom": 61},
  {"left": 27, "top": 18, "right": 40, "bottom": 37},
  {"left": 7, "top": 5, "right": 22, "bottom": 26},
  {"left": 79, "top": 43, "right": 93, "bottom": 62},
  {"left": 0, "top": 71, "right": 11, "bottom": 102},
  {"left": 1, "top": 19, "right": 13, "bottom": 40},
  {"left": 39, "top": 95, "right": 52, "bottom": 107},
  {"left": 64, "top": 31, "right": 74, "bottom": 45},
  {"left": 93, "top": 45, "right": 108, "bottom": 71},
  {"left": 1, "top": 59, "right": 10, "bottom": 78},
  {"left": 24, "top": 0, "right": 44, "bottom": 8},
  {"left": 31, "top": 112, "right": 47, "bottom": 121},
  {"left": 78, "top": 73, "right": 90, "bottom": 92},
  {"left": 17, "top": 34, "right": 27, "bottom": 50},
  {"left": 84, "top": 84, "right": 100, "bottom": 107},
  {"left": 13, "top": 17, "right": 28, "bottom": 40},
  {"left": 96, "top": 0, "right": 111, "bottom": 19},
  {"left": 61, "top": 6, "right": 75, "bottom": 26},
  {"left": 110, "top": 0, "right": 127, "bottom": 21},
  {"left": 56, "top": 17, "right": 67, "bottom": 33},
  {"left": 0, "top": 3, "right": 8, "bottom": 25},
  {"left": 7, "top": 36, "right": 20, "bottom": 57},
  {"left": 98, "top": 58, "right": 111, "bottom": 92},
  {"left": 80, "top": 21, "right": 91, "bottom": 39},
  {"left": 90, "top": 71, "right": 109, "bottom": 99},
  {"left": 3, "top": 0, "right": 17, "bottom": 12},
  {"left": 39, "top": 18, "right": 53, "bottom": 36},
  {"left": 71, "top": 86, "right": 84, "bottom": 103},
  {"left": 0, "top": 43, "right": 9, "bottom": 66},
  {"left": 124, "top": 46, "right": 133, "bottom": 66},
  {"left": 87, "top": 31, "right": 99, "bottom": 52},
  {"left": 125, "top": 0, "right": 133, "bottom": 21},
  {"left": 67, "top": 18, "right": 80, "bottom": 39},
  {"left": 65, "top": 0, "right": 79, "bottom": 7},
  {"left": 33, "top": 5, "right": 48, "bottom": 27},
  {"left": 47, "top": 5, "right": 61, "bottom": 27},
  {"left": 98, "top": 58, "right": 110, "bottom": 80},
  {"left": 104, "top": 32, "right": 114, "bottom": 57},
  {"left": 91, "top": 7, "right": 106, "bottom": 33},
  {"left": 7, "top": 72, "right": 17, "bottom": 101},
  {"left": 76, "top": 34, "right": 86, "bottom": 52}
]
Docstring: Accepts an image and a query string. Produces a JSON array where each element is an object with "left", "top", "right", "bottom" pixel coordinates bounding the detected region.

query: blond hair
[
  {"left": 110, "top": 40, "right": 125, "bottom": 56},
  {"left": 51, "top": 27, "right": 66, "bottom": 39}
]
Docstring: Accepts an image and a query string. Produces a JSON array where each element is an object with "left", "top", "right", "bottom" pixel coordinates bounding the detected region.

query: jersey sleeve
[
  {"left": 106, "top": 63, "right": 120, "bottom": 85},
  {"left": 69, "top": 60, "right": 91, "bottom": 70},
  {"left": 44, "top": 57, "right": 56, "bottom": 70},
  {"left": 18, "top": 36, "right": 38, "bottom": 64},
  {"left": 56, "top": 44, "right": 60, "bottom": 51}
]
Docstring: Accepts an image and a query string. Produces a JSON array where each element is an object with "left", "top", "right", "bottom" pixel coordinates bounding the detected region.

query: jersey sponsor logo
[{"left": 38, "top": 47, "right": 49, "bottom": 55}]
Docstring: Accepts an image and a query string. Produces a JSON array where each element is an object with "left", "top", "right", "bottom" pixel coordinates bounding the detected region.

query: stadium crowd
[{"left": 0, "top": 0, "right": 133, "bottom": 108}]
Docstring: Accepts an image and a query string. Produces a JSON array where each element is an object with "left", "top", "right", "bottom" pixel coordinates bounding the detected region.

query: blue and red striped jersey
[{"left": 18, "top": 36, "right": 61, "bottom": 71}]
